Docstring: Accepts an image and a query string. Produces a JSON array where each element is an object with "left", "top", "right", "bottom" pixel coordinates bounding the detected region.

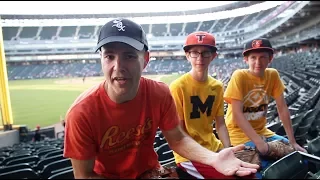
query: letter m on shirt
[{"left": 190, "top": 95, "right": 215, "bottom": 119}]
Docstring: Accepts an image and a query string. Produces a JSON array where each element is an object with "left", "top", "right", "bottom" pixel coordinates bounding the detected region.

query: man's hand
[
  {"left": 210, "top": 144, "right": 260, "bottom": 177},
  {"left": 291, "top": 142, "right": 307, "bottom": 153}
]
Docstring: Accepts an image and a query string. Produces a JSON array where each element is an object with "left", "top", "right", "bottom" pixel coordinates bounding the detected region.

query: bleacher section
[
  {"left": 2, "top": 50, "right": 320, "bottom": 178},
  {"left": 6, "top": 58, "right": 247, "bottom": 81},
  {"left": 2, "top": 7, "right": 279, "bottom": 41},
  {"left": 0, "top": 138, "right": 72, "bottom": 179}
]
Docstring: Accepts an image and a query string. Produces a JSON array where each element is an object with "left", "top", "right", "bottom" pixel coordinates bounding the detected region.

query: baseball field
[{"left": 7, "top": 74, "right": 182, "bottom": 129}]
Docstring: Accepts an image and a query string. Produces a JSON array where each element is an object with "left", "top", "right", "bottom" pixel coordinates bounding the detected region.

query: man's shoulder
[
  {"left": 266, "top": 68, "right": 279, "bottom": 75},
  {"left": 209, "top": 77, "right": 224, "bottom": 87},
  {"left": 232, "top": 69, "right": 247, "bottom": 77},
  {"left": 67, "top": 81, "right": 103, "bottom": 114},
  {"left": 141, "top": 77, "right": 171, "bottom": 95}
]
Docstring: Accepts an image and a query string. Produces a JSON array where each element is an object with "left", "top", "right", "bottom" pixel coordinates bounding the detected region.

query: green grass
[
  {"left": 159, "top": 74, "right": 183, "bottom": 85},
  {"left": 2, "top": 74, "right": 182, "bottom": 129}
]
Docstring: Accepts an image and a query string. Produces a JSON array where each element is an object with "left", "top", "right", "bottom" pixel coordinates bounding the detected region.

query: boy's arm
[
  {"left": 231, "top": 99, "right": 269, "bottom": 154},
  {"left": 215, "top": 116, "right": 231, "bottom": 147},
  {"left": 215, "top": 85, "right": 231, "bottom": 147},
  {"left": 275, "top": 94, "right": 307, "bottom": 152}
]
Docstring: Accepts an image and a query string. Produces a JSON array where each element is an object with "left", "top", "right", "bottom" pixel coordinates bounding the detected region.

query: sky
[{"left": 0, "top": 1, "right": 237, "bottom": 15}]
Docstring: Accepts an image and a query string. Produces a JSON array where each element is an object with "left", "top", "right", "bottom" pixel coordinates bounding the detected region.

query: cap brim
[
  {"left": 183, "top": 45, "right": 217, "bottom": 52},
  {"left": 95, "top": 36, "right": 144, "bottom": 52},
  {"left": 242, "top": 47, "right": 274, "bottom": 56}
]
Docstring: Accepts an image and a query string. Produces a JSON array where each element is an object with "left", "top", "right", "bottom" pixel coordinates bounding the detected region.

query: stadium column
[{"left": 0, "top": 16, "right": 13, "bottom": 131}]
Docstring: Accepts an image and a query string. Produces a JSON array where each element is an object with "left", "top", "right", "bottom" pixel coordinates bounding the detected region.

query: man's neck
[
  {"left": 104, "top": 84, "right": 138, "bottom": 104},
  {"left": 190, "top": 69, "right": 208, "bottom": 82}
]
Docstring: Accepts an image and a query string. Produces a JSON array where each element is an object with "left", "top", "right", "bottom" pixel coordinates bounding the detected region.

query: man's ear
[
  {"left": 211, "top": 52, "right": 218, "bottom": 61},
  {"left": 243, "top": 56, "right": 249, "bottom": 63},
  {"left": 269, "top": 54, "right": 274, "bottom": 63},
  {"left": 143, "top": 51, "right": 150, "bottom": 69}
]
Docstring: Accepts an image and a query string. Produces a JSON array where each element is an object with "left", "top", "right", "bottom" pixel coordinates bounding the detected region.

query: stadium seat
[
  {"left": 36, "top": 154, "right": 65, "bottom": 171},
  {"left": 6, "top": 155, "right": 39, "bottom": 166},
  {"left": 0, "top": 154, "right": 31, "bottom": 166},
  {"left": 155, "top": 142, "right": 175, "bottom": 166},
  {"left": 295, "top": 109, "right": 317, "bottom": 146},
  {"left": 267, "top": 121, "right": 282, "bottom": 132},
  {"left": 37, "top": 148, "right": 60, "bottom": 157},
  {"left": 48, "top": 168, "right": 74, "bottom": 179},
  {"left": 262, "top": 151, "right": 309, "bottom": 179},
  {"left": 41, "top": 158, "right": 72, "bottom": 179},
  {"left": 308, "top": 136, "right": 320, "bottom": 157},
  {"left": 0, "top": 168, "right": 39, "bottom": 179},
  {"left": 0, "top": 163, "right": 32, "bottom": 174},
  {"left": 42, "top": 149, "right": 63, "bottom": 159}
]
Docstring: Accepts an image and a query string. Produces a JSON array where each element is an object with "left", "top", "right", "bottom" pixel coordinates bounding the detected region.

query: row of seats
[
  {"left": 0, "top": 138, "right": 73, "bottom": 179},
  {"left": 2, "top": 7, "right": 277, "bottom": 41}
]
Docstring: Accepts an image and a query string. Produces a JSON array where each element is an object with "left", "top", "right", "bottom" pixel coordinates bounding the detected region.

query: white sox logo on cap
[
  {"left": 112, "top": 19, "right": 126, "bottom": 32},
  {"left": 252, "top": 40, "right": 263, "bottom": 48},
  {"left": 195, "top": 34, "right": 206, "bottom": 42}
]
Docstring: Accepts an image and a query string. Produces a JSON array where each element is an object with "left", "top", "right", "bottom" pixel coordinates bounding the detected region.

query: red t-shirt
[{"left": 63, "top": 77, "right": 180, "bottom": 178}]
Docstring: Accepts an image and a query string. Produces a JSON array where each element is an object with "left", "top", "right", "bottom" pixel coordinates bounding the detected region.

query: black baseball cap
[
  {"left": 243, "top": 38, "right": 274, "bottom": 56},
  {"left": 95, "top": 18, "right": 148, "bottom": 52}
]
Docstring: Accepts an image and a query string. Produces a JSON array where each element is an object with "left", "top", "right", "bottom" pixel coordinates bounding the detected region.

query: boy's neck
[
  {"left": 248, "top": 69, "right": 265, "bottom": 78},
  {"left": 190, "top": 69, "right": 208, "bottom": 82}
]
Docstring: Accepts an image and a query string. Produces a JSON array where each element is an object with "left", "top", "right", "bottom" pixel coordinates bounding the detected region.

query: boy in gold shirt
[
  {"left": 224, "top": 38, "right": 307, "bottom": 178},
  {"left": 170, "top": 31, "right": 237, "bottom": 179}
]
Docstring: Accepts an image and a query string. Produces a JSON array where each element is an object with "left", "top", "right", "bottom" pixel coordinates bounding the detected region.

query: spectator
[{"left": 33, "top": 125, "right": 41, "bottom": 142}]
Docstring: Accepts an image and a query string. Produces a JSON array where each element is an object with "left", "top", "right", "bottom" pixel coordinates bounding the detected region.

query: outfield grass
[{"left": 5, "top": 74, "right": 182, "bottom": 129}]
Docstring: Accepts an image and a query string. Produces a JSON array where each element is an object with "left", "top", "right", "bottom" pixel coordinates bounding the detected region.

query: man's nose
[{"left": 113, "top": 56, "right": 124, "bottom": 70}]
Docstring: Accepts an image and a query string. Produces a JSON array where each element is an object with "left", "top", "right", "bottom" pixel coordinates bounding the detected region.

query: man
[
  {"left": 223, "top": 38, "right": 307, "bottom": 177},
  {"left": 33, "top": 125, "right": 41, "bottom": 142},
  {"left": 169, "top": 31, "right": 233, "bottom": 179},
  {"left": 63, "top": 18, "right": 259, "bottom": 179}
]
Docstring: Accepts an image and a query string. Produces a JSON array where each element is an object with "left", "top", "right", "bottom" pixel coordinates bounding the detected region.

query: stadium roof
[{"left": 0, "top": 1, "right": 263, "bottom": 19}]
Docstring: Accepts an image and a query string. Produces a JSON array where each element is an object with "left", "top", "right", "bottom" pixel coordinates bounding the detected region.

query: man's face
[
  {"left": 244, "top": 51, "right": 272, "bottom": 76},
  {"left": 186, "top": 46, "right": 217, "bottom": 72},
  {"left": 100, "top": 42, "right": 149, "bottom": 99}
]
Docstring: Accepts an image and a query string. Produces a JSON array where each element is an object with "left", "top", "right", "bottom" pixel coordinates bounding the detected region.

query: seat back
[
  {"left": 48, "top": 168, "right": 74, "bottom": 179},
  {"left": 262, "top": 151, "right": 308, "bottom": 179},
  {"left": 0, "top": 168, "right": 39, "bottom": 179},
  {"left": 1, "top": 154, "right": 31, "bottom": 166},
  {"left": 43, "top": 149, "right": 63, "bottom": 159},
  {"left": 155, "top": 142, "right": 175, "bottom": 166},
  {"left": 0, "top": 163, "right": 31, "bottom": 174},
  {"left": 41, "top": 158, "right": 72, "bottom": 179},
  {"left": 6, "top": 155, "right": 39, "bottom": 166},
  {"left": 36, "top": 154, "right": 65, "bottom": 171}
]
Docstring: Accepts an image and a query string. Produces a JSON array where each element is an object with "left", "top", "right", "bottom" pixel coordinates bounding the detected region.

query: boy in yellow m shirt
[
  {"left": 170, "top": 31, "right": 238, "bottom": 179},
  {"left": 223, "top": 38, "right": 307, "bottom": 178}
]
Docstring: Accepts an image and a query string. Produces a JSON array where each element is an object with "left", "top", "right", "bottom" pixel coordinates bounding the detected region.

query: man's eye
[
  {"left": 105, "top": 55, "right": 115, "bottom": 60},
  {"left": 127, "top": 54, "right": 137, "bottom": 59}
]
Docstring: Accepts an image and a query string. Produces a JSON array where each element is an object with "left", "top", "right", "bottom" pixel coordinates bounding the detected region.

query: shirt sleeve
[
  {"left": 224, "top": 70, "right": 244, "bottom": 104},
  {"left": 63, "top": 106, "right": 97, "bottom": 160},
  {"left": 272, "top": 69, "right": 286, "bottom": 99},
  {"left": 158, "top": 84, "right": 180, "bottom": 131}
]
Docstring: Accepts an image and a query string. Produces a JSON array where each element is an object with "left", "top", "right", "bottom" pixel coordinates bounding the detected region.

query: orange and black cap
[
  {"left": 183, "top": 31, "right": 217, "bottom": 52},
  {"left": 243, "top": 38, "right": 274, "bottom": 56}
]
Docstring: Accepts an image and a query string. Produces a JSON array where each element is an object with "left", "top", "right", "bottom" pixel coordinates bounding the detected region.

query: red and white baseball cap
[{"left": 183, "top": 31, "right": 217, "bottom": 52}]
